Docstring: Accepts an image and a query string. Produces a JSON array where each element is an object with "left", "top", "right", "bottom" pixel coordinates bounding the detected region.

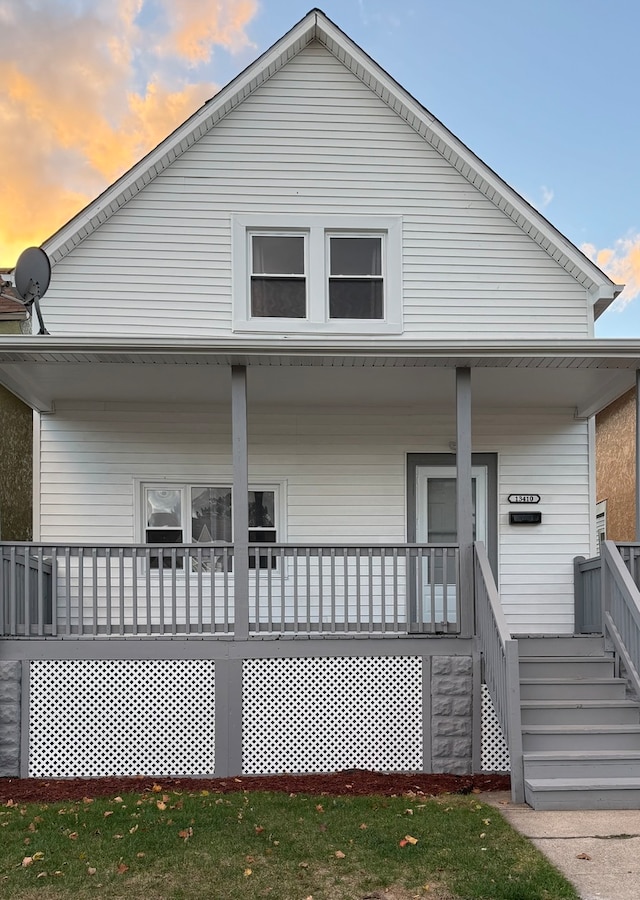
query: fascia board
[{"left": 3, "top": 336, "right": 640, "bottom": 360}]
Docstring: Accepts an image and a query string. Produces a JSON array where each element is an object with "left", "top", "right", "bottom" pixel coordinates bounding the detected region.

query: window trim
[
  {"left": 233, "top": 214, "right": 402, "bottom": 334},
  {"left": 136, "top": 479, "right": 286, "bottom": 571}
]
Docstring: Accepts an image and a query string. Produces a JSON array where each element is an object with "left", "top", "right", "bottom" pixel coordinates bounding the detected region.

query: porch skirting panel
[
  {"left": 3, "top": 645, "right": 490, "bottom": 779},
  {"left": 242, "top": 657, "right": 423, "bottom": 774},
  {"left": 28, "top": 660, "right": 217, "bottom": 778}
]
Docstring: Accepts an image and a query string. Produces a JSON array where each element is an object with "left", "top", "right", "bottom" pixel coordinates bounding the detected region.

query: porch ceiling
[{"left": 0, "top": 337, "right": 638, "bottom": 415}]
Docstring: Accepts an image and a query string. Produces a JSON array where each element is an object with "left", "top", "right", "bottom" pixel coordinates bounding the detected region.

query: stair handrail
[
  {"left": 474, "top": 541, "right": 524, "bottom": 804},
  {"left": 602, "top": 540, "right": 640, "bottom": 699}
]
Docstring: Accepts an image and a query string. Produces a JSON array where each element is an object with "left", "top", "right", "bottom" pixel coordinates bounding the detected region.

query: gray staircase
[{"left": 515, "top": 635, "right": 640, "bottom": 809}]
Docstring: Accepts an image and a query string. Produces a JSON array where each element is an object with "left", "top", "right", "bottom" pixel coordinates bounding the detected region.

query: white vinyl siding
[
  {"left": 39, "top": 402, "right": 589, "bottom": 633},
  {"left": 42, "top": 44, "right": 590, "bottom": 339}
]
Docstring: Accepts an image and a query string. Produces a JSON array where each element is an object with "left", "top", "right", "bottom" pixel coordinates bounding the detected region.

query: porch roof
[{"left": 0, "top": 335, "right": 639, "bottom": 416}]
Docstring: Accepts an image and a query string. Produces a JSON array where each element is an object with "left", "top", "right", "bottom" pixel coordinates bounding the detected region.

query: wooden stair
[{"left": 515, "top": 635, "right": 640, "bottom": 809}]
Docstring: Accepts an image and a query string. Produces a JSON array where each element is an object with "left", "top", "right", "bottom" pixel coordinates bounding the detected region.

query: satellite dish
[{"left": 14, "top": 247, "right": 51, "bottom": 335}]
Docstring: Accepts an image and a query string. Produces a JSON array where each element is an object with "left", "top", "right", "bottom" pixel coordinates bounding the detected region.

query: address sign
[{"left": 508, "top": 494, "right": 541, "bottom": 504}]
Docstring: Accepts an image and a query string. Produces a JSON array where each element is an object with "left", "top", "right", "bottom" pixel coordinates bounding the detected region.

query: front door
[{"left": 415, "top": 465, "right": 488, "bottom": 626}]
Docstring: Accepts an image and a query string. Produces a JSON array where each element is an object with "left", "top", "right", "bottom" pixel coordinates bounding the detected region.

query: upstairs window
[
  {"left": 233, "top": 215, "right": 402, "bottom": 334},
  {"left": 251, "top": 234, "right": 306, "bottom": 318},
  {"left": 328, "top": 235, "right": 383, "bottom": 319}
]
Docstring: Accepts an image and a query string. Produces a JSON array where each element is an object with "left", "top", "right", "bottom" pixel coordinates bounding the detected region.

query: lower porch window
[{"left": 143, "top": 484, "right": 278, "bottom": 569}]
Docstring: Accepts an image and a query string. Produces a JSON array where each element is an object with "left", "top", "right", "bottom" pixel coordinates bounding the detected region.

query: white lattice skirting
[
  {"left": 481, "top": 684, "right": 510, "bottom": 772},
  {"left": 243, "top": 656, "right": 423, "bottom": 774},
  {"left": 27, "top": 660, "right": 510, "bottom": 777},
  {"left": 29, "top": 660, "right": 216, "bottom": 777}
]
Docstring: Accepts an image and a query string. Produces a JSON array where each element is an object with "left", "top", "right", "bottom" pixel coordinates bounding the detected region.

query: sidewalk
[{"left": 482, "top": 792, "right": 640, "bottom": 900}]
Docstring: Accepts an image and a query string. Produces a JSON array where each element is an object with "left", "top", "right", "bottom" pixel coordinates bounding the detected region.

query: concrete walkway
[{"left": 481, "top": 792, "right": 640, "bottom": 900}]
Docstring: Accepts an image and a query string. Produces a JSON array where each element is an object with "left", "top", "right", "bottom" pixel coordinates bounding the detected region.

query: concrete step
[
  {"left": 524, "top": 777, "right": 640, "bottom": 810},
  {"left": 521, "top": 699, "right": 640, "bottom": 726},
  {"left": 521, "top": 724, "right": 640, "bottom": 751},
  {"left": 524, "top": 750, "right": 640, "bottom": 779},
  {"left": 516, "top": 635, "right": 606, "bottom": 657},
  {"left": 519, "top": 677, "right": 627, "bottom": 701},
  {"left": 519, "top": 656, "right": 615, "bottom": 679}
]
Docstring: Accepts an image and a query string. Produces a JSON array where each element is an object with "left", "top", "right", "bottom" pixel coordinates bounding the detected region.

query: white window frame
[
  {"left": 233, "top": 214, "right": 402, "bottom": 334},
  {"left": 136, "top": 479, "right": 285, "bottom": 573}
]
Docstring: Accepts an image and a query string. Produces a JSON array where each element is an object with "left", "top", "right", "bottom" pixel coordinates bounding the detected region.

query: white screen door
[{"left": 415, "top": 466, "right": 487, "bottom": 624}]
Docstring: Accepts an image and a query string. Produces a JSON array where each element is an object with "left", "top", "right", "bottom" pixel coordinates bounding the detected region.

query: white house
[{"left": 2, "top": 9, "right": 640, "bottom": 810}]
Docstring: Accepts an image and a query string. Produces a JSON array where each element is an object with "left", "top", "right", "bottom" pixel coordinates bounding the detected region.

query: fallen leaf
[
  {"left": 178, "top": 827, "right": 193, "bottom": 841},
  {"left": 136, "top": 852, "right": 145, "bottom": 858},
  {"left": 87, "top": 867, "right": 96, "bottom": 876},
  {"left": 315, "top": 804, "right": 324, "bottom": 813},
  {"left": 28, "top": 822, "right": 37, "bottom": 832},
  {"left": 399, "top": 839, "right": 408, "bottom": 848},
  {"left": 129, "top": 825, "right": 139, "bottom": 834},
  {"left": 359, "top": 823, "right": 368, "bottom": 830},
  {"left": 299, "top": 861, "right": 309, "bottom": 868},
  {"left": 69, "top": 832, "right": 78, "bottom": 840},
  {"left": 335, "top": 850, "right": 346, "bottom": 859},
  {"left": 103, "top": 811, "right": 114, "bottom": 818},
  {"left": 21, "top": 856, "right": 34, "bottom": 867},
  {"left": 200, "top": 789, "right": 209, "bottom": 796},
  {"left": 83, "top": 797, "right": 94, "bottom": 805},
  {"left": 404, "top": 835, "right": 418, "bottom": 845},
  {"left": 36, "top": 871, "right": 47, "bottom": 878},
  {"left": 23, "top": 838, "right": 30, "bottom": 845},
  {"left": 157, "top": 801, "right": 167, "bottom": 811},
  {"left": 113, "top": 797, "right": 123, "bottom": 803},
  {"left": 162, "top": 794, "right": 170, "bottom": 802},
  {"left": 116, "top": 862, "right": 129, "bottom": 874},
  {"left": 405, "top": 808, "right": 414, "bottom": 815},
  {"left": 33, "top": 852, "right": 45, "bottom": 861},
  {"left": 152, "top": 784, "right": 162, "bottom": 793},
  {"left": 244, "top": 867, "right": 252, "bottom": 877},
  {"left": 577, "top": 852, "right": 592, "bottom": 860},
  {"left": 255, "top": 825, "right": 264, "bottom": 834}
]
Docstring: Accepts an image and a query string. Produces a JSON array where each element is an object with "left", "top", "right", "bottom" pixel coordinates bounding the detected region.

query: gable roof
[
  {"left": 0, "top": 277, "right": 27, "bottom": 321},
  {"left": 42, "top": 8, "right": 622, "bottom": 318}
]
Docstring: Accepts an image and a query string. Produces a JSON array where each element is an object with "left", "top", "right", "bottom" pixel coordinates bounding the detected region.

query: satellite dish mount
[{"left": 14, "top": 247, "right": 51, "bottom": 335}]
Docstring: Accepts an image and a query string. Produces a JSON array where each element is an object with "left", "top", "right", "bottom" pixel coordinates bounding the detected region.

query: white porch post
[
  {"left": 456, "top": 367, "right": 474, "bottom": 637},
  {"left": 636, "top": 370, "right": 640, "bottom": 542},
  {"left": 232, "top": 365, "right": 249, "bottom": 640}
]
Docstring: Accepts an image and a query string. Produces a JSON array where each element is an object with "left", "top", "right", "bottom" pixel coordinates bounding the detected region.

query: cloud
[
  {"left": 0, "top": 0, "right": 257, "bottom": 267},
  {"left": 582, "top": 235, "right": 640, "bottom": 310},
  {"left": 540, "top": 186, "right": 554, "bottom": 208}
]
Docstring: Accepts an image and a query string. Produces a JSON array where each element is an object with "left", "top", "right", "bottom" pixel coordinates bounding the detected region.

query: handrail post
[{"left": 456, "top": 367, "right": 474, "bottom": 637}]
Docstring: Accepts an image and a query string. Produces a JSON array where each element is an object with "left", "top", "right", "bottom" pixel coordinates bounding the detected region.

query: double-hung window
[
  {"left": 143, "top": 484, "right": 278, "bottom": 570},
  {"left": 233, "top": 215, "right": 401, "bottom": 333},
  {"left": 250, "top": 234, "right": 306, "bottom": 318}
]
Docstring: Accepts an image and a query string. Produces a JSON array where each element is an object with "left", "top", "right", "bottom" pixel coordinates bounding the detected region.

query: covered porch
[{"left": 0, "top": 337, "right": 638, "bottom": 643}]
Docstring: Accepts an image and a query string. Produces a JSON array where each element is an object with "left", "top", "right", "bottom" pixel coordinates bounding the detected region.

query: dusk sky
[{"left": 1, "top": 0, "right": 638, "bottom": 336}]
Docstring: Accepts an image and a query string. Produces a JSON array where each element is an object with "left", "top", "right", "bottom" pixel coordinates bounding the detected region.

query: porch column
[
  {"left": 456, "top": 367, "right": 474, "bottom": 637},
  {"left": 232, "top": 365, "right": 249, "bottom": 640},
  {"left": 636, "top": 370, "right": 640, "bottom": 541}
]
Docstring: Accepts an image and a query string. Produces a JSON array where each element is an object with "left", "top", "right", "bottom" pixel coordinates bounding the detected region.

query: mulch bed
[{"left": 0, "top": 771, "right": 509, "bottom": 804}]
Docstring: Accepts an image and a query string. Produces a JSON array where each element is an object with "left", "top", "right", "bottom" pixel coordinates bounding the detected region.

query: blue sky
[{"left": 2, "top": 0, "right": 638, "bottom": 335}]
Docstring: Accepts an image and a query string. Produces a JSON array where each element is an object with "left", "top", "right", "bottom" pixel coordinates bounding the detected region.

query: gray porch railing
[
  {"left": 474, "top": 541, "right": 524, "bottom": 803},
  {"left": 249, "top": 543, "right": 460, "bottom": 635},
  {"left": 573, "top": 554, "right": 603, "bottom": 633},
  {"left": 601, "top": 540, "right": 640, "bottom": 699},
  {"left": 1, "top": 542, "right": 459, "bottom": 638}
]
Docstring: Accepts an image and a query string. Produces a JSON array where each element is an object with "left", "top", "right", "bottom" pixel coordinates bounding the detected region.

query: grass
[{"left": 0, "top": 788, "right": 579, "bottom": 899}]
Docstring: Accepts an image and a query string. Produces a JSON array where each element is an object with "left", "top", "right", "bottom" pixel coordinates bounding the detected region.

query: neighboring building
[
  {"left": 2, "top": 10, "right": 640, "bottom": 810},
  {"left": 0, "top": 276, "right": 31, "bottom": 540},
  {"left": 596, "top": 387, "right": 636, "bottom": 541}
]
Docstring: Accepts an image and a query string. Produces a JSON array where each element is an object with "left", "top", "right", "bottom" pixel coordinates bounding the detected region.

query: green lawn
[{"left": 0, "top": 788, "right": 579, "bottom": 899}]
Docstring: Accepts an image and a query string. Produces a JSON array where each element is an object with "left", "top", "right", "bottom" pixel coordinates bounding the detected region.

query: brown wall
[
  {"left": 596, "top": 387, "right": 636, "bottom": 541},
  {"left": 0, "top": 385, "right": 32, "bottom": 540}
]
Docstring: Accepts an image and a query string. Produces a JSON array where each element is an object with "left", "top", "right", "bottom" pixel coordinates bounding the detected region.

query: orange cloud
[
  {"left": 582, "top": 236, "right": 640, "bottom": 311},
  {"left": 160, "top": 0, "right": 258, "bottom": 63},
  {"left": 0, "top": 0, "right": 256, "bottom": 268}
]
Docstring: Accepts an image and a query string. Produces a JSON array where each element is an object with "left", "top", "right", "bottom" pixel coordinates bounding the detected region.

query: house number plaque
[{"left": 508, "top": 494, "right": 541, "bottom": 504}]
